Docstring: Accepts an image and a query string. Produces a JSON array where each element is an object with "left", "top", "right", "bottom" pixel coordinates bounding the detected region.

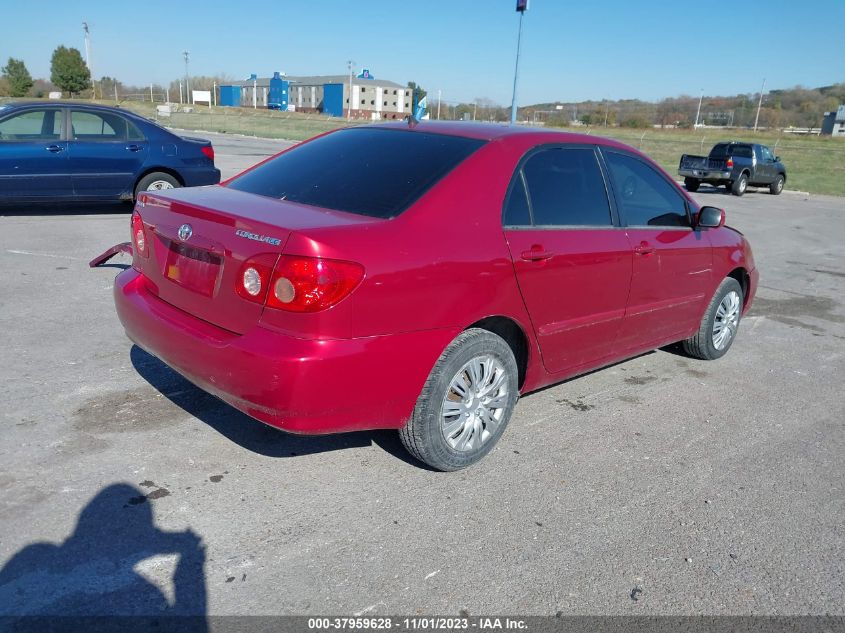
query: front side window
[
  {"left": 227, "top": 128, "right": 485, "bottom": 218},
  {"left": 71, "top": 110, "right": 143, "bottom": 141},
  {"left": 604, "top": 151, "right": 689, "bottom": 227},
  {"left": 760, "top": 145, "right": 774, "bottom": 161},
  {"left": 520, "top": 147, "right": 612, "bottom": 226},
  {"left": 0, "top": 109, "right": 63, "bottom": 141}
]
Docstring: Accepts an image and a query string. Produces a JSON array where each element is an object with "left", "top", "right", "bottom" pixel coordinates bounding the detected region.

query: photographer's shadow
[{"left": 0, "top": 483, "right": 207, "bottom": 630}]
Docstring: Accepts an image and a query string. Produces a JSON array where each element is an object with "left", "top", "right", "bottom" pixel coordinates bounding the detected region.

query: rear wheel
[
  {"left": 682, "top": 277, "right": 744, "bottom": 360},
  {"left": 731, "top": 173, "right": 748, "bottom": 196},
  {"left": 684, "top": 177, "right": 700, "bottom": 192},
  {"left": 770, "top": 174, "right": 785, "bottom": 195},
  {"left": 399, "top": 329, "right": 519, "bottom": 471},
  {"left": 134, "top": 172, "right": 180, "bottom": 200}
]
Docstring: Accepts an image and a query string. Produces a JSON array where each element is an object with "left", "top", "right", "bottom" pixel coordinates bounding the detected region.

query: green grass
[
  {"left": 4, "top": 97, "right": 844, "bottom": 196},
  {"left": 576, "top": 126, "right": 845, "bottom": 197}
]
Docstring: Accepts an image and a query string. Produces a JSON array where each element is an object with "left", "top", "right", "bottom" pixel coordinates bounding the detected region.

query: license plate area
[{"left": 163, "top": 239, "right": 222, "bottom": 297}]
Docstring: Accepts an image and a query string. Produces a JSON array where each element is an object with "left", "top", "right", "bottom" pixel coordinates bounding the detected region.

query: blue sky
[{"left": 2, "top": 0, "right": 843, "bottom": 105}]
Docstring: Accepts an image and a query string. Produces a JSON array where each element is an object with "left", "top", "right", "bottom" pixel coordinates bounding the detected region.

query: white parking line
[{"left": 6, "top": 249, "right": 85, "bottom": 261}]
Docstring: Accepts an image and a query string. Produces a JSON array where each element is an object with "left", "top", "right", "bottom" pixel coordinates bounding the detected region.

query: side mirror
[
  {"left": 697, "top": 206, "right": 725, "bottom": 228},
  {"left": 775, "top": 156, "right": 781, "bottom": 162}
]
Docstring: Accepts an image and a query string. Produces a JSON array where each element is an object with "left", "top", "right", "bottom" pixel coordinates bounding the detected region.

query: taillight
[
  {"left": 131, "top": 211, "right": 148, "bottom": 258},
  {"left": 236, "top": 254, "right": 278, "bottom": 304},
  {"left": 267, "top": 256, "right": 364, "bottom": 313},
  {"left": 201, "top": 146, "right": 214, "bottom": 162},
  {"left": 726, "top": 157, "right": 734, "bottom": 168}
]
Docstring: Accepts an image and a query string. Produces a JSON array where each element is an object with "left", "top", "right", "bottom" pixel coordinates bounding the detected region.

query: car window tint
[
  {"left": 227, "top": 128, "right": 486, "bottom": 218},
  {"left": 605, "top": 151, "right": 689, "bottom": 227},
  {"left": 503, "top": 174, "right": 531, "bottom": 226},
  {"left": 71, "top": 111, "right": 134, "bottom": 141},
  {"left": 760, "top": 146, "right": 774, "bottom": 161},
  {"left": 0, "top": 109, "right": 62, "bottom": 141},
  {"left": 521, "top": 148, "right": 611, "bottom": 226},
  {"left": 733, "top": 145, "right": 753, "bottom": 158}
]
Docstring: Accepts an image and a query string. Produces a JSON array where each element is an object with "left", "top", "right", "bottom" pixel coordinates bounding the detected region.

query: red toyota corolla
[{"left": 113, "top": 122, "right": 758, "bottom": 471}]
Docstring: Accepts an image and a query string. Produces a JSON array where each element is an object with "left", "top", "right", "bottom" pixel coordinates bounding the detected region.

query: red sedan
[{"left": 113, "top": 123, "right": 758, "bottom": 471}]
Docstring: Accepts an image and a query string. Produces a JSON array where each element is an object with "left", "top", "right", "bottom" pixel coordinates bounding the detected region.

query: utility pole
[
  {"left": 347, "top": 60, "right": 355, "bottom": 121},
  {"left": 83, "top": 22, "right": 95, "bottom": 99},
  {"left": 437, "top": 90, "right": 442, "bottom": 120},
  {"left": 473, "top": 101, "right": 478, "bottom": 121},
  {"left": 178, "top": 79, "right": 183, "bottom": 105},
  {"left": 694, "top": 89, "right": 703, "bottom": 127},
  {"left": 510, "top": 1, "right": 528, "bottom": 125},
  {"left": 604, "top": 100, "right": 609, "bottom": 127},
  {"left": 754, "top": 78, "right": 766, "bottom": 132},
  {"left": 183, "top": 50, "right": 190, "bottom": 104}
]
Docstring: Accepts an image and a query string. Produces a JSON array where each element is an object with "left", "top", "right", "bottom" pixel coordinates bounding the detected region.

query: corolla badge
[
  {"left": 234, "top": 229, "right": 282, "bottom": 246},
  {"left": 178, "top": 224, "right": 193, "bottom": 241}
]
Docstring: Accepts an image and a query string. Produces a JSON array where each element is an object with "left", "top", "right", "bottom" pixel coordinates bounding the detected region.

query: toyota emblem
[{"left": 178, "top": 224, "right": 193, "bottom": 241}]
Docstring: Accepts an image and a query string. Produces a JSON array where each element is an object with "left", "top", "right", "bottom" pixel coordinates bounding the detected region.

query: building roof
[{"left": 226, "top": 75, "right": 406, "bottom": 90}]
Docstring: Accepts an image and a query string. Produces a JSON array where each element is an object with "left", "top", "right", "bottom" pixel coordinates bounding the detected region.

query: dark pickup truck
[{"left": 678, "top": 141, "right": 787, "bottom": 196}]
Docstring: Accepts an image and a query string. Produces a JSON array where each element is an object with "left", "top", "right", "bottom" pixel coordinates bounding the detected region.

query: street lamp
[
  {"left": 347, "top": 60, "right": 355, "bottom": 121},
  {"left": 183, "top": 50, "right": 190, "bottom": 105},
  {"left": 510, "top": 0, "right": 529, "bottom": 125}
]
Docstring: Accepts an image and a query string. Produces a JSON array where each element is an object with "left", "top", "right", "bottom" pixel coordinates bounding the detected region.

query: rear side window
[
  {"left": 604, "top": 151, "right": 689, "bottom": 227},
  {"left": 503, "top": 174, "right": 531, "bottom": 226},
  {"left": 71, "top": 110, "right": 144, "bottom": 141},
  {"left": 520, "top": 148, "right": 612, "bottom": 226},
  {"left": 227, "top": 128, "right": 486, "bottom": 218},
  {"left": 710, "top": 143, "right": 752, "bottom": 159}
]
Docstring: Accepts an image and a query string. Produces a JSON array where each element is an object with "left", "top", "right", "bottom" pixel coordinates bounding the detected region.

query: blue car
[{"left": 0, "top": 102, "right": 221, "bottom": 203}]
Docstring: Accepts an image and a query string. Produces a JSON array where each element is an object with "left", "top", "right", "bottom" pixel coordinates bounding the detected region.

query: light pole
[
  {"left": 347, "top": 60, "right": 355, "bottom": 121},
  {"left": 694, "top": 89, "right": 703, "bottom": 127},
  {"left": 183, "top": 50, "right": 190, "bottom": 104},
  {"left": 83, "top": 22, "right": 95, "bottom": 99},
  {"left": 437, "top": 89, "right": 442, "bottom": 120},
  {"left": 510, "top": 1, "right": 528, "bottom": 125},
  {"left": 754, "top": 78, "right": 766, "bottom": 132}
]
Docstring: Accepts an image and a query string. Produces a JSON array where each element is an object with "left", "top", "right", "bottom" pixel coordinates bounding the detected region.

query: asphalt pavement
[{"left": 0, "top": 133, "right": 843, "bottom": 618}]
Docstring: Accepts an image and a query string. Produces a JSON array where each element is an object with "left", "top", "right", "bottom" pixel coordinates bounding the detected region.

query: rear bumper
[
  {"left": 679, "top": 168, "right": 732, "bottom": 181},
  {"left": 114, "top": 269, "right": 457, "bottom": 434},
  {"left": 180, "top": 166, "right": 221, "bottom": 187}
]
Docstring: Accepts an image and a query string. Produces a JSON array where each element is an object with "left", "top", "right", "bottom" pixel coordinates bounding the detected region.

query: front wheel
[
  {"left": 399, "top": 329, "right": 519, "bottom": 471},
  {"left": 684, "top": 177, "right": 700, "bottom": 192},
  {"left": 682, "top": 277, "right": 744, "bottom": 360},
  {"left": 770, "top": 174, "right": 785, "bottom": 195},
  {"left": 134, "top": 172, "right": 181, "bottom": 200}
]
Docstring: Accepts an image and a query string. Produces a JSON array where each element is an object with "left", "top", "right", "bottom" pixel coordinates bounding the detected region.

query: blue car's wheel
[{"left": 134, "top": 172, "right": 180, "bottom": 200}]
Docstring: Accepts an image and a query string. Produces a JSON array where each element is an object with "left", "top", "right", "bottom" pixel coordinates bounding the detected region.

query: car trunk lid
[{"left": 134, "top": 186, "right": 376, "bottom": 334}]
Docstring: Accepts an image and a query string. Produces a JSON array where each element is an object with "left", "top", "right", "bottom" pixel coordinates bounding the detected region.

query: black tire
[
  {"left": 770, "top": 174, "right": 785, "bottom": 195},
  {"left": 731, "top": 172, "right": 748, "bottom": 196},
  {"left": 134, "top": 172, "right": 180, "bottom": 200},
  {"left": 684, "top": 177, "right": 700, "bottom": 192},
  {"left": 399, "top": 328, "right": 519, "bottom": 471},
  {"left": 682, "top": 277, "right": 744, "bottom": 361}
]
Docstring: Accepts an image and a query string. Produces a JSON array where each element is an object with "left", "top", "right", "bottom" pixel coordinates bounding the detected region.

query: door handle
[
  {"left": 634, "top": 242, "right": 655, "bottom": 256},
  {"left": 126, "top": 144, "right": 143, "bottom": 152},
  {"left": 520, "top": 248, "right": 553, "bottom": 262},
  {"left": 46, "top": 145, "right": 64, "bottom": 153}
]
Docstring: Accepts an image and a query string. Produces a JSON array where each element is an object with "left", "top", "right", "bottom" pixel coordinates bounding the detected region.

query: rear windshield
[
  {"left": 226, "top": 127, "right": 486, "bottom": 218},
  {"left": 709, "top": 143, "right": 753, "bottom": 159}
]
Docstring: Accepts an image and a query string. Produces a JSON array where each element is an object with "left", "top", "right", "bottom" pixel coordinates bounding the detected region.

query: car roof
[
  {"left": 0, "top": 100, "right": 154, "bottom": 124},
  {"left": 370, "top": 120, "right": 641, "bottom": 153}
]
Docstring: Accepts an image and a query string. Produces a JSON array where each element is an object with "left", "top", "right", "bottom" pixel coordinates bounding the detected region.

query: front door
[
  {"left": 67, "top": 109, "right": 148, "bottom": 198},
  {"left": 503, "top": 146, "right": 632, "bottom": 374},
  {"left": 0, "top": 107, "right": 71, "bottom": 199},
  {"left": 602, "top": 149, "right": 712, "bottom": 350}
]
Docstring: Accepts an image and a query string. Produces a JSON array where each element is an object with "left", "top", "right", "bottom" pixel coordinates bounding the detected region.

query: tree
[
  {"left": 1, "top": 58, "right": 33, "bottom": 97},
  {"left": 50, "top": 46, "right": 90, "bottom": 96}
]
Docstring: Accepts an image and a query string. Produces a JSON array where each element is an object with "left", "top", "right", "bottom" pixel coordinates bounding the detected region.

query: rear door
[
  {"left": 503, "top": 145, "right": 633, "bottom": 374},
  {"left": 0, "top": 107, "right": 71, "bottom": 198},
  {"left": 602, "top": 149, "right": 712, "bottom": 349},
  {"left": 67, "top": 109, "right": 149, "bottom": 198}
]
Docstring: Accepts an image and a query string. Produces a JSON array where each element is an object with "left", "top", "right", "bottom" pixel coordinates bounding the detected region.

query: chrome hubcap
[
  {"left": 739, "top": 178, "right": 747, "bottom": 193},
  {"left": 776, "top": 178, "right": 783, "bottom": 192},
  {"left": 441, "top": 355, "right": 509, "bottom": 452},
  {"left": 147, "top": 180, "right": 174, "bottom": 191},
  {"left": 713, "top": 290, "right": 741, "bottom": 350}
]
